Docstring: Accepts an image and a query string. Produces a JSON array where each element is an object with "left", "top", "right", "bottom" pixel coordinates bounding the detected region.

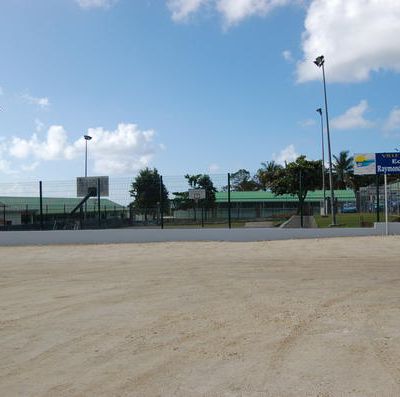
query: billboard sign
[
  {"left": 354, "top": 153, "right": 376, "bottom": 175},
  {"left": 375, "top": 152, "right": 400, "bottom": 175}
]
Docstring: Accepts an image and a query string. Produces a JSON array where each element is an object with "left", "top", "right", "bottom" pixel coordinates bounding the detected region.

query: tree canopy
[
  {"left": 333, "top": 150, "right": 354, "bottom": 189},
  {"left": 129, "top": 167, "right": 168, "bottom": 220},
  {"left": 172, "top": 174, "right": 217, "bottom": 212},
  {"left": 256, "top": 161, "right": 283, "bottom": 191},
  {"left": 230, "top": 169, "right": 260, "bottom": 191},
  {"left": 270, "top": 156, "right": 322, "bottom": 212}
]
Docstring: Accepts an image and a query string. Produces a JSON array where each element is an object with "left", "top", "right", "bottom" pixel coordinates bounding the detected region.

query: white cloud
[
  {"left": 168, "top": 0, "right": 295, "bottom": 25},
  {"left": 297, "top": 0, "right": 400, "bottom": 83},
  {"left": 272, "top": 144, "right": 298, "bottom": 165},
  {"left": 167, "top": 0, "right": 209, "bottom": 21},
  {"left": 384, "top": 107, "right": 400, "bottom": 132},
  {"left": 282, "top": 50, "right": 293, "bottom": 62},
  {"left": 0, "top": 159, "right": 13, "bottom": 174},
  {"left": 3, "top": 123, "right": 159, "bottom": 175},
  {"left": 208, "top": 163, "right": 220, "bottom": 172},
  {"left": 216, "top": 0, "right": 291, "bottom": 26},
  {"left": 20, "top": 162, "right": 40, "bottom": 172},
  {"left": 9, "top": 126, "right": 68, "bottom": 161},
  {"left": 21, "top": 94, "right": 50, "bottom": 109},
  {"left": 0, "top": 142, "right": 14, "bottom": 174},
  {"left": 298, "top": 118, "right": 316, "bottom": 128},
  {"left": 35, "top": 118, "right": 44, "bottom": 133},
  {"left": 66, "top": 124, "right": 158, "bottom": 174},
  {"left": 331, "top": 100, "right": 374, "bottom": 130},
  {"left": 76, "top": 0, "right": 117, "bottom": 9}
]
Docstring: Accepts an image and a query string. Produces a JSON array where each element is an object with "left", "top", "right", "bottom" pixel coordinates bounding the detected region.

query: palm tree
[
  {"left": 256, "top": 161, "right": 283, "bottom": 191},
  {"left": 333, "top": 150, "right": 354, "bottom": 189}
]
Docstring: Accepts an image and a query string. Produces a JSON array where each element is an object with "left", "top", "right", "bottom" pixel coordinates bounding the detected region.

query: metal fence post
[
  {"left": 79, "top": 206, "right": 83, "bottom": 229},
  {"left": 39, "top": 181, "right": 44, "bottom": 230},
  {"left": 97, "top": 178, "right": 101, "bottom": 228},
  {"left": 160, "top": 175, "right": 164, "bottom": 229},
  {"left": 299, "top": 169, "right": 304, "bottom": 228},
  {"left": 228, "top": 173, "right": 231, "bottom": 229},
  {"left": 376, "top": 174, "right": 380, "bottom": 222}
]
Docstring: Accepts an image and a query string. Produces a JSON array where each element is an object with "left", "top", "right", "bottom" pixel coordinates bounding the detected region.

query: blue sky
[{"left": 0, "top": 0, "right": 400, "bottom": 181}]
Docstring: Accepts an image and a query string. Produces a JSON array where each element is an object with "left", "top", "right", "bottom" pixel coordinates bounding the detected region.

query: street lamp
[
  {"left": 314, "top": 55, "right": 336, "bottom": 226},
  {"left": 316, "top": 108, "right": 326, "bottom": 216},
  {"left": 84, "top": 135, "right": 92, "bottom": 177}
]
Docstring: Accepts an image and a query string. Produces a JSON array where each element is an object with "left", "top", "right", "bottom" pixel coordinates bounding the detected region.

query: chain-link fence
[
  {"left": 0, "top": 178, "right": 132, "bottom": 231},
  {"left": 0, "top": 173, "right": 305, "bottom": 231},
  {"left": 359, "top": 181, "right": 400, "bottom": 220},
  {"left": 162, "top": 174, "right": 300, "bottom": 228},
  {"left": 4, "top": 173, "right": 397, "bottom": 231}
]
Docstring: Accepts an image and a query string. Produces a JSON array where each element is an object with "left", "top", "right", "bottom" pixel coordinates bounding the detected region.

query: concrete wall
[{"left": 0, "top": 222, "right": 398, "bottom": 246}]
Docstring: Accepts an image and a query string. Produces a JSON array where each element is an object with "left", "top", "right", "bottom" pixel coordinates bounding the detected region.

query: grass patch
[{"left": 315, "top": 213, "right": 400, "bottom": 228}]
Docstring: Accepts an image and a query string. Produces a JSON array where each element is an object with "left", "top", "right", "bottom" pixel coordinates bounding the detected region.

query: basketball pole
[
  {"left": 97, "top": 178, "right": 101, "bottom": 228},
  {"left": 385, "top": 173, "right": 388, "bottom": 236},
  {"left": 202, "top": 190, "right": 205, "bottom": 228},
  {"left": 39, "top": 181, "right": 43, "bottom": 230},
  {"left": 228, "top": 173, "right": 231, "bottom": 229},
  {"left": 376, "top": 174, "right": 380, "bottom": 222},
  {"left": 160, "top": 175, "right": 164, "bottom": 230}
]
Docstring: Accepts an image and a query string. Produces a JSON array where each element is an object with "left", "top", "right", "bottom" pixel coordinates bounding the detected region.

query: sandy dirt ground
[{"left": 1, "top": 237, "right": 400, "bottom": 396}]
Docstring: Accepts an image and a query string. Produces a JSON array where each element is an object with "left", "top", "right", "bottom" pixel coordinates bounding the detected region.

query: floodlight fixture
[
  {"left": 314, "top": 55, "right": 325, "bottom": 67},
  {"left": 84, "top": 135, "right": 92, "bottom": 177}
]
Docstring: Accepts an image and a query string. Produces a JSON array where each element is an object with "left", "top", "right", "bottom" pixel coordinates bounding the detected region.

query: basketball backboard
[
  {"left": 188, "top": 188, "right": 206, "bottom": 201},
  {"left": 77, "top": 176, "right": 109, "bottom": 197}
]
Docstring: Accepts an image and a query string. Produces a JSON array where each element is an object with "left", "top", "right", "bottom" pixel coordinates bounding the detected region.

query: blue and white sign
[{"left": 376, "top": 153, "right": 400, "bottom": 175}]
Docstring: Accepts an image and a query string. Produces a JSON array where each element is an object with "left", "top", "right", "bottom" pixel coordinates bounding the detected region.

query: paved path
[{"left": 280, "top": 215, "right": 317, "bottom": 228}]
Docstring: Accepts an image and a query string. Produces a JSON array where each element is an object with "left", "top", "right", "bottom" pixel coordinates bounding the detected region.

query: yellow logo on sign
[{"left": 355, "top": 154, "right": 374, "bottom": 167}]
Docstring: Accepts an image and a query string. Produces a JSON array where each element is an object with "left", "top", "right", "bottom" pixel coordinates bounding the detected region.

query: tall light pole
[
  {"left": 316, "top": 108, "right": 326, "bottom": 215},
  {"left": 83, "top": 135, "right": 92, "bottom": 221},
  {"left": 314, "top": 55, "right": 336, "bottom": 226},
  {"left": 84, "top": 135, "right": 92, "bottom": 177}
]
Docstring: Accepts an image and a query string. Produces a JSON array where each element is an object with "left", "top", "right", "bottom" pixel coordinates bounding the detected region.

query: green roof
[
  {"left": 0, "top": 196, "right": 125, "bottom": 214},
  {"left": 215, "top": 190, "right": 355, "bottom": 203}
]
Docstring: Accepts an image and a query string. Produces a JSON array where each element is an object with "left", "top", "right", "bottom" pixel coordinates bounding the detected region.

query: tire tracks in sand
[{"left": 269, "top": 278, "right": 400, "bottom": 371}]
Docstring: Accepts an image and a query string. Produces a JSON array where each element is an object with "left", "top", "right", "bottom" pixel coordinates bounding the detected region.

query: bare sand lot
[{"left": 1, "top": 237, "right": 400, "bottom": 396}]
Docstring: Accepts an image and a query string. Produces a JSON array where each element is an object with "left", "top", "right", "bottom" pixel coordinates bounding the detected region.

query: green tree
[
  {"left": 333, "top": 150, "right": 354, "bottom": 189},
  {"left": 256, "top": 161, "right": 283, "bottom": 191},
  {"left": 270, "top": 156, "right": 322, "bottom": 214},
  {"left": 230, "top": 169, "right": 260, "bottom": 191},
  {"left": 129, "top": 168, "right": 168, "bottom": 221},
  {"left": 171, "top": 191, "right": 190, "bottom": 211}
]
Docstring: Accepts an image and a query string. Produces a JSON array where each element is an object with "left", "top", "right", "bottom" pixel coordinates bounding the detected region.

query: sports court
[{"left": 1, "top": 236, "right": 400, "bottom": 396}]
